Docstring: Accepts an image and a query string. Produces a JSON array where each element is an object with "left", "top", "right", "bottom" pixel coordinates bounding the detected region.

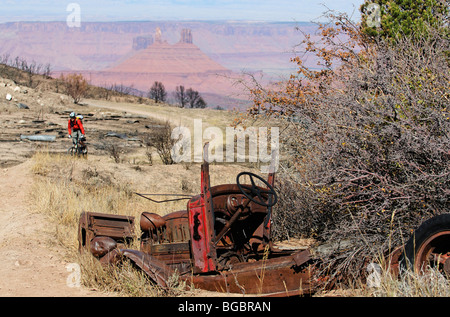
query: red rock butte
[
  {"left": 110, "top": 42, "right": 228, "bottom": 73},
  {"left": 83, "top": 28, "right": 240, "bottom": 102}
]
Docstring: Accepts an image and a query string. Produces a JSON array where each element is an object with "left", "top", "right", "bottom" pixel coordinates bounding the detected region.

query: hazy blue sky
[{"left": 0, "top": 0, "right": 365, "bottom": 23}]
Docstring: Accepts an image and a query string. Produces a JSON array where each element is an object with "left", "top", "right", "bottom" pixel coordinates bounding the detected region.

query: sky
[{"left": 0, "top": 0, "right": 365, "bottom": 23}]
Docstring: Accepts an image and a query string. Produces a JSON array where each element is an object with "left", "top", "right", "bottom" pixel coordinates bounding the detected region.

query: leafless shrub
[
  {"left": 103, "top": 142, "right": 122, "bottom": 163},
  {"left": 0, "top": 55, "right": 52, "bottom": 88},
  {"left": 143, "top": 121, "right": 175, "bottom": 165},
  {"left": 173, "top": 85, "right": 207, "bottom": 108},
  {"left": 148, "top": 81, "right": 167, "bottom": 103},
  {"left": 145, "top": 149, "right": 153, "bottom": 165},
  {"left": 271, "top": 176, "right": 329, "bottom": 241},
  {"left": 181, "top": 179, "right": 192, "bottom": 193},
  {"left": 60, "top": 73, "right": 88, "bottom": 104},
  {"left": 109, "top": 83, "right": 134, "bottom": 96}
]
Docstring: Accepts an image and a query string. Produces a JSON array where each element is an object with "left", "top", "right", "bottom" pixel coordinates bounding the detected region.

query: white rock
[{"left": 5, "top": 93, "right": 12, "bottom": 101}]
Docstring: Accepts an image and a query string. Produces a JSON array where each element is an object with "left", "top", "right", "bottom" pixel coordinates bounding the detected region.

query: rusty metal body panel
[
  {"left": 78, "top": 212, "right": 135, "bottom": 253},
  {"left": 185, "top": 250, "right": 314, "bottom": 296},
  {"left": 140, "top": 210, "right": 191, "bottom": 274}
]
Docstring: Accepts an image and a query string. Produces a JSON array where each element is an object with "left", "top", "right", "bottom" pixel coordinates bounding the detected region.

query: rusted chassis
[
  {"left": 78, "top": 147, "right": 316, "bottom": 296},
  {"left": 81, "top": 232, "right": 315, "bottom": 296},
  {"left": 78, "top": 202, "right": 315, "bottom": 296}
]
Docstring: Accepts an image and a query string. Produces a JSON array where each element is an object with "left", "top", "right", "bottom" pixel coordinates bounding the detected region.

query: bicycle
[{"left": 68, "top": 136, "right": 88, "bottom": 158}]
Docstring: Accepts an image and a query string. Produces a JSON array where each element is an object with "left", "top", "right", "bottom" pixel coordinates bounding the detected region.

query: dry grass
[
  {"left": 29, "top": 150, "right": 252, "bottom": 296},
  {"left": 312, "top": 264, "right": 450, "bottom": 297},
  {"left": 77, "top": 252, "right": 167, "bottom": 297},
  {"left": 84, "top": 98, "right": 235, "bottom": 132},
  {"left": 372, "top": 269, "right": 450, "bottom": 297},
  {"left": 30, "top": 151, "right": 174, "bottom": 295},
  {"left": 30, "top": 151, "right": 450, "bottom": 297}
]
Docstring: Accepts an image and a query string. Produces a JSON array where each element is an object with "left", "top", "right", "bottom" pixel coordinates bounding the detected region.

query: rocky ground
[
  {"left": 0, "top": 77, "right": 177, "bottom": 296},
  {"left": 0, "top": 76, "right": 262, "bottom": 297},
  {"left": 0, "top": 76, "right": 170, "bottom": 168}
]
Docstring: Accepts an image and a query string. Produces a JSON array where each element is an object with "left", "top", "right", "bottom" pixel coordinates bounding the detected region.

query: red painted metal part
[{"left": 188, "top": 152, "right": 217, "bottom": 273}]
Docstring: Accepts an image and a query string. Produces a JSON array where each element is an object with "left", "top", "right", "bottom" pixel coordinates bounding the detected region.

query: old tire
[{"left": 401, "top": 214, "right": 450, "bottom": 276}]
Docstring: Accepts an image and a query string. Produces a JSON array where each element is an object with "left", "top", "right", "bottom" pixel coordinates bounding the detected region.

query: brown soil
[{"left": 0, "top": 160, "right": 108, "bottom": 296}]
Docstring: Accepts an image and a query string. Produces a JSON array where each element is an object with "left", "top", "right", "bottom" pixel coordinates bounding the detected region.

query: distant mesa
[
  {"left": 84, "top": 28, "right": 235, "bottom": 99},
  {"left": 109, "top": 28, "right": 228, "bottom": 74},
  {"left": 50, "top": 26, "right": 245, "bottom": 107},
  {"left": 0, "top": 20, "right": 309, "bottom": 108}
]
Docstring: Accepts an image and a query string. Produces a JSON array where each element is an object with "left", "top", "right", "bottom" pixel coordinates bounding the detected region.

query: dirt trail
[
  {"left": 0, "top": 160, "right": 104, "bottom": 297},
  {"left": 0, "top": 81, "right": 251, "bottom": 297}
]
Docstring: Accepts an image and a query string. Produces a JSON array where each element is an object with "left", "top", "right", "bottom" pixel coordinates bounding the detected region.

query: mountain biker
[{"left": 68, "top": 112, "right": 86, "bottom": 151}]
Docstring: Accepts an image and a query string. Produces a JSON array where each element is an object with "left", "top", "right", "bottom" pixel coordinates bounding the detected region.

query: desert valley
[{"left": 0, "top": 20, "right": 319, "bottom": 108}]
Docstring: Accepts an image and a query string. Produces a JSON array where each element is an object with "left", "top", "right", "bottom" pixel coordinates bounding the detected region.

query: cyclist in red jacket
[{"left": 68, "top": 112, "right": 86, "bottom": 151}]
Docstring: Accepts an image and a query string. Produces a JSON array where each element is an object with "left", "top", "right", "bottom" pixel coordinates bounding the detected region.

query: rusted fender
[
  {"left": 185, "top": 250, "right": 315, "bottom": 296},
  {"left": 99, "top": 248, "right": 175, "bottom": 288},
  {"left": 140, "top": 212, "right": 166, "bottom": 231},
  {"left": 90, "top": 236, "right": 117, "bottom": 257}
]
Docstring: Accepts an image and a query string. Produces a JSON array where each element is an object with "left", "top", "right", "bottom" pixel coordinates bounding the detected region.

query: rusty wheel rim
[{"left": 414, "top": 230, "right": 450, "bottom": 276}]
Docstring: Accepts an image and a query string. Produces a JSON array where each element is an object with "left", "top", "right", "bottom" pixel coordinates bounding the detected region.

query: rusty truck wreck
[
  {"left": 78, "top": 144, "right": 450, "bottom": 296},
  {"left": 78, "top": 145, "right": 315, "bottom": 296}
]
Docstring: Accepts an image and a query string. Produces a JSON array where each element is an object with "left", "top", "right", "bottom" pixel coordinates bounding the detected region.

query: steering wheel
[{"left": 236, "top": 172, "right": 278, "bottom": 207}]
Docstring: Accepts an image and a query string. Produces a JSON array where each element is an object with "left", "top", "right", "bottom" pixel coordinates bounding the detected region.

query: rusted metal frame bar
[
  {"left": 100, "top": 248, "right": 175, "bottom": 288},
  {"left": 214, "top": 199, "right": 252, "bottom": 245},
  {"left": 135, "top": 192, "right": 192, "bottom": 203}
]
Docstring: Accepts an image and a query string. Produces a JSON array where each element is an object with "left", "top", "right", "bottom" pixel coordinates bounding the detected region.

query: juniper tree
[
  {"left": 360, "top": 0, "right": 449, "bottom": 41},
  {"left": 148, "top": 81, "right": 167, "bottom": 103}
]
